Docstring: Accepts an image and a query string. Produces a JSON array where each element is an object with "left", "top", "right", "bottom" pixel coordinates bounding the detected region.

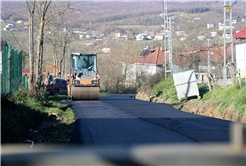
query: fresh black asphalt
[{"left": 69, "top": 94, "right": 232, "bottom": 145}]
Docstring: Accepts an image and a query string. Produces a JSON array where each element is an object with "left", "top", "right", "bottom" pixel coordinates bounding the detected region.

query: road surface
[{"left": 69, "top": 94, "right": 231, "bottom": 145}]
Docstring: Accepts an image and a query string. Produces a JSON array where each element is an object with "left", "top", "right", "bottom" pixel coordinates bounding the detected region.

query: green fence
[{"left": 1, "top": 39, "right": 27, "bottom": 96}]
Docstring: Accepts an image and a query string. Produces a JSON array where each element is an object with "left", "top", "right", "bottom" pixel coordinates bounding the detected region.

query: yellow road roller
[{"left": 67, "top": 53, "right": 100, "bottom": 100}]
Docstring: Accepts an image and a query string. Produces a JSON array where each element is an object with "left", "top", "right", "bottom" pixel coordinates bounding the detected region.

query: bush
[
  {"left": 151, "top": 76, "right": 179, "bottom": 103},
  {"left": 1, "top": 86, "right": 74, "bottom": 143},
  {"left": 143, "top": 69, "right": 166, "bottom": 89},
  {"left": 1, "top": 92, "right": 44, "bottom": 143}
]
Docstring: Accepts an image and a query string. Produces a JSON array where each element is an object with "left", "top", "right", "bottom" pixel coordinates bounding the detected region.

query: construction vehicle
[
  {"left": 44, "top": 67, "right": 67, "bottom": 95},
  {"left": 67, "top": 53, "right": 100, "bottom": 100}
]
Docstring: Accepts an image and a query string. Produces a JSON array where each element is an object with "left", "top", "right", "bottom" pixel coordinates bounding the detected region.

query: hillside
[{"left": 2, "top": 1, "right": 245, "bottom": 24}]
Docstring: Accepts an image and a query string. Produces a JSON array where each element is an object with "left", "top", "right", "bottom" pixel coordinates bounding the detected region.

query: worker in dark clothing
[
  {"left": 81, "top": 58, "right": 89, "bottom": 69},
  {"left": 88, "top": 62, "right": 94, "bottom": 71}
]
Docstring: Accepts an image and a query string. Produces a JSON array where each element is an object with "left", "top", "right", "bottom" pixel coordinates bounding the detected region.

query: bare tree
[
  {"left": 34, "top": 0, "right": 74, "bottom": 87},
  {"left": 174, "top": 17, "right": 206, "bottom": 51},
  {"left": 173, "top": 16, "right": 207, "bottom": 69}
]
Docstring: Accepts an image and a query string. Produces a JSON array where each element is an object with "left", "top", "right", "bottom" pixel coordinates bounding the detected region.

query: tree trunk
[
  {"left": 36, "top": 1, "right": 46, "bottom": 88},
  {"left": 26, "top": 0, "right": 36, "bottom": 89},
  {"left": 52, "top": 26, "right": 58, "bottom": 67},
  {"left": 28, "top": 15, "right": 34, "bottom": 89}
]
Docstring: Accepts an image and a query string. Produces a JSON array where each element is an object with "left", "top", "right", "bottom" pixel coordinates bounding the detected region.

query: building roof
[
  {"left": 133, "top": 48, "right": 169, "bottom": 65},
  {"left": 233, "top": 29, "right": 246, "bottom": 38},
  {"left": 22, "top": 69, "right": 30, "bottom": 73}
]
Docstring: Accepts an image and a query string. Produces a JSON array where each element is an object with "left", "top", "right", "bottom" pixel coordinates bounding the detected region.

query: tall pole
[
  {"left": 223, "top": 0, "right": 227, "bottom": 87},
  {"left": 65, "top": 50, "right": 67, "bottom": 80},
  {"left": 230, "top": 0, "right": 234, "bottom": 83},
  {"left": 163, "top": 0, "right": 167, "bottom": 79},
  {"left": 168, "top": 18, "right": 172, "bottom": 70},
  {"left": 163, "top": 0, "right": 169, "bottom": 79},
  {"left": 207, "top": 39, "right": 210, "bottom": 73},
  {"left": 28, "top": 14, "right": 32, "bottom": 89},
  {"left": 223, "top": 0, "right": 233, "bottom": 87}
]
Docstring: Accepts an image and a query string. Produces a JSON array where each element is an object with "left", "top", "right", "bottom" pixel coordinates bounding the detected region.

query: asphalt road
[{"left": 69, "top": 94, "right": 232, "bottom": 145}]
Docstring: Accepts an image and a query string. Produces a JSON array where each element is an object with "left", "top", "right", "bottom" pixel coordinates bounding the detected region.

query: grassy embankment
[
  {"left": 1, "top": 88, "right": 74, "bottom": 144},
  {"left": 143, "top": 75, "right": 246, "bottom": 119}
]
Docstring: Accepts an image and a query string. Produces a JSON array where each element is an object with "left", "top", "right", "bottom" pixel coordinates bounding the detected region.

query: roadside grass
[
  {"left": 149, "top": 76, "right": 210, "bottom": 104},
  {"left": 1, "top": 88, "right": 75, "bottom": 144},
  {"left": 151, "top": 76, "right": 179, "bottom": 103},
  {"left": 47, "top": 95, "right": 67, "bottom": 102},
  {"left": 202, "top": 84, "right": 246, "bottom": 115},
  {"left": 148, "top": 74, "right": 246, "bottom": 119}
]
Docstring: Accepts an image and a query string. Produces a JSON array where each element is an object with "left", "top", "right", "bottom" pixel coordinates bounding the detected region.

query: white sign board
[{"left": 173, "top": 70, "right": 199, "bottom": 101}]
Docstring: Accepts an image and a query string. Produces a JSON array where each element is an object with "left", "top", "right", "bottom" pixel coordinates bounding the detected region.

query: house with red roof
[
  {"left": 122, "top": 46, "right": 169, "bottom": 84},
  {"left": 233, "top": 29, "right": 246, "bottom": 42},
  {"left": 136, "top": 34, "right": 148, "bottom": 41},
  {"left": 102, "top": 46, "right": 110, "bottom": 53},
  {"left": 114, "top": 32, "right": 121, "bottom": 39}
]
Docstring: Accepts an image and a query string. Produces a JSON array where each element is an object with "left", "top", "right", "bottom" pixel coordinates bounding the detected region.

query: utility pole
[
  {"left": 207, "top": 39, "right": 210, "bottom": 73},
  {"left": 168, "top": 18, "right": 172, "bottom": 72},
  {"left": 223, "top": 0, "right": 233, "bottom": 87},
  {"left": 163, "top": 0, "right": 172, "bottom": 79},
  {"left": 28, "top": 15, "right": 32, "bottom": 89},
  {"left": 163, "top": 0, "right": 167, "bottom": 79},
  {"left": 65, "top": 50, "right": 67, "bottom": 80}
]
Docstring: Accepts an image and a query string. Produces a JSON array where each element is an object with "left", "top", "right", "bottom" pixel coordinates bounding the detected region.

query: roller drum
[{"left": 71, "top": 86, "right": 99, "bottom": 100}]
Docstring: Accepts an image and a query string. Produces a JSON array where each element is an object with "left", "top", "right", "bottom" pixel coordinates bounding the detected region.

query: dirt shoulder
[{"left": 136, "top": 92, "right": 246, "bottom": 124}]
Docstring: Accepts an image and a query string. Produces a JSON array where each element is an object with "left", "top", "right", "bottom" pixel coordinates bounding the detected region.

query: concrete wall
[
  {"left": 236, "top": 43, "right": 246, "bottom": 78},
  {"left": 122, "top": 63, "right": 159, "bottom": 85}
]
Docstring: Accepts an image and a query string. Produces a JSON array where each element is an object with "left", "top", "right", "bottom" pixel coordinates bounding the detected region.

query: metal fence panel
[
  {"left": 1, "top": 40, "right": 9, "bottom": 95},
  {"left": 1, "top": 39, "right": 26, "bottom": 96}
]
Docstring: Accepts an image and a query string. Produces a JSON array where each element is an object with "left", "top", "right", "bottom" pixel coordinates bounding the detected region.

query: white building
[
  {"left": 154, "top": 34, "right": 164, "bottom": 40},
  {"left": 6, "top": 23, "right": 16, "bottom": 28},
  {"left": 218, "top": 21, "right": 224, "bottom": 26},
  {"left": 222, "top": 33, "right": 232, "bottom": 39},
  {"left": 86, "top": 34, "right": 94, "bottom": 38},
  {"left": 210, "top": 31, "right": 218, "bottom": 37},
  {"left": 207, "top": 23, "right": 215, "bottom": 28},
  {"left": 136, "top": 34, "right": 147, "bottom": 41},
  {"left": 194, "top": 18, "right": 201, "bottom": 21},
  {"left": 179, "top": 37, "right": 186, "bottom": 41},
  {"left": 122, "top": 47, "right": 168, "bottom": 85},
  {"left": 235, "top": 41, "right": 246, "bottom": 78},
  {"left": 197, "top": 36, "right": 206, "bottom": 40},
  {"left": 232, "top": 19, "right": 237, "bottom": 24},
  {"left": 176, "top": 31, "right": 185, "bottom": 36},
  {"left": 102, "top": 47, "right": 110, "bottom": 53},
  {"left": 114, "top": 32, "right": 121, "bottom": 39},
  {"left": 16, "top": 20, "right": 22, "bottom": 24},
  {"left": 219, "top": 25, "right": 235, "bottom": 31}
]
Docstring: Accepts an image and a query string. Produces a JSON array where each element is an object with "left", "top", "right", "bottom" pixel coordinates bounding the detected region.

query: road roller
[{"left": 67, "top": 53, "right": 100, "bottom": 100}]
